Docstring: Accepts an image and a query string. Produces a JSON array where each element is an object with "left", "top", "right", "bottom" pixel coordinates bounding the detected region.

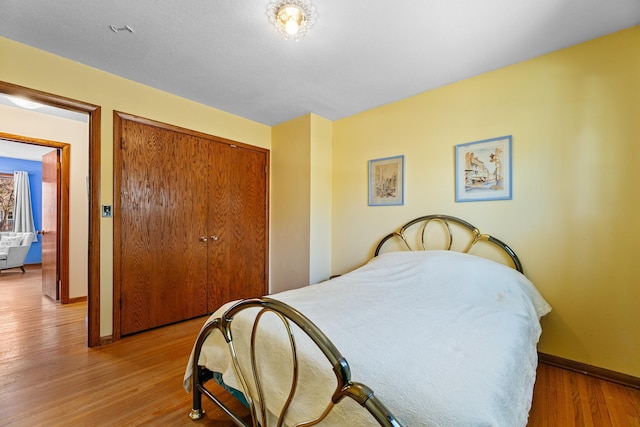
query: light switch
[{"left": 102, "top": 205, "right": 113, "bottom": 218}]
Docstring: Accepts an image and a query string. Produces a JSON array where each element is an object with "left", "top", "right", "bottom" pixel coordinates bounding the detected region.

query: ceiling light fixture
[
  {"left": 5, "top": 95, "right": 44, "bottom": 110},
  {"left": 267, "top": 0, "right": 317, "bottom": 41}
]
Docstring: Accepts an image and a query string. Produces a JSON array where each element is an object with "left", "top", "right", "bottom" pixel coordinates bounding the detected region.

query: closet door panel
[
  {"left": 119, "top": 121, "right": 209, "bottom": 335},
  {"left": 206, "top": 142, "right": 232, "bottom": 312},
  {"left": 206, "top": 144, "right": 268, "bottom": 311},
  {"left": 227, "top": 146, "right": 268, "bottom": 302}
]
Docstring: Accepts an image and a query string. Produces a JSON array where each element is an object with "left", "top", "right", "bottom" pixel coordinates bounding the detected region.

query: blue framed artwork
[
  {"left": 455, "top": 135, "right": 512, "bottom": 202},
  {"left": 368, "top": 155, "right": 404, "bottom": 206}
]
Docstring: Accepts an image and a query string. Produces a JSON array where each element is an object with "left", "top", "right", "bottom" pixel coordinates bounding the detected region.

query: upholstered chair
[{"left": 0, "top": 232, "right": 35, "bottom": 273}]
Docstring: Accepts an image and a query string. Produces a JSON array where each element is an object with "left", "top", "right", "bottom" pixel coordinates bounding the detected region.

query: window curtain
[{"left": 13, "top": 171, "right": 37, "bottom": 242}]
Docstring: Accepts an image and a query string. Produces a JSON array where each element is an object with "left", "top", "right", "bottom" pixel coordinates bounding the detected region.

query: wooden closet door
[
  {"left": 119, "top": 121, "right": 209, "bottom": 335},
  {"left": 207, "top": 144, "right": 268, "bottom": 311}
]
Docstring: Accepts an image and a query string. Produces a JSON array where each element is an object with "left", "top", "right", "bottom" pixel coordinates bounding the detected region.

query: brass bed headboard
[{"left": 373, "top": 214, "right": 523, "bottom": 273}]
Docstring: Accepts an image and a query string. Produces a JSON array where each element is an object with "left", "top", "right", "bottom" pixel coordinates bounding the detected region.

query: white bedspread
[{"left": 184, "top": 250, "right": 551, "bottom": 426}]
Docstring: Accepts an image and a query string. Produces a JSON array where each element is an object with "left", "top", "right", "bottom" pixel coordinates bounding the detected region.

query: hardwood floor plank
[
  {"left": 529, "top": 363, "right": 640, "bottom": 427},
  {"left": 562, "top": 368, "right": 579, "bottom": 426},
  {"left": 577, "top": 372, "right": 597, "bottom": 427},
  {"left": 2, "top": 266, "right": 640, "bottom": 426},
  {"left": 589, "top": 374, "right": 613, "bottom": 426},
  {"left": 528, "top": 361, "right": 549, "bottom": 426},
  {"left": 602, "top": 378, "right": 640, "bottom": 426},
  {"left": 0, "top": 267, "right": 248, "bottom": 426}
]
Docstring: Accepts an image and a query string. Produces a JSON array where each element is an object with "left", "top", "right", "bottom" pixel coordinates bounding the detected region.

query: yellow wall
[
  {"left": 309, "top": 114, "right": 332, "bottom": 284},
  {"left": 271, "top": 115, "right": 311, "bottom": 293},
  {"left": 271, "top": 113, "right": 333, "bottom": 293},
  {"left": 0, "top": 37, "right": 271, "bottom": 337},
  {"left": 0, "top": 105, "right": 89, "bottom": 299},
  {"left": 332, "top": 27, "right": 640, "bottom": 377}
]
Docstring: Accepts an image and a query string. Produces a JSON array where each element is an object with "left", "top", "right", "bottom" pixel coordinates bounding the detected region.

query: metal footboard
[{"left": 189, "top": 297, "right": 402, "bottom": 426}]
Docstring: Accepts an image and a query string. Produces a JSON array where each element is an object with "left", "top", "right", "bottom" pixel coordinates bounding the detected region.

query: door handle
[
  {"left": 199, "top": 236, "right": 208, "bottom": 242},
  {"left": 210, "top": 235, "right": 219, "bottom": 241}
]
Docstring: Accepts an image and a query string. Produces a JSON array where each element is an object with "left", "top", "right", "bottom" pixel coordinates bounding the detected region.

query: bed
[{"left": 184, "top": 214, "right": 551, "bottom": 426}]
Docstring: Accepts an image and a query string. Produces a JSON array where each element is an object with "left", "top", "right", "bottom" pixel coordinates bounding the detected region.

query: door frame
[
  {"left": 0, "top": 81, "right": 102, "bottom": 347},
  {"left": 0, "top": 133, "right": 70, "bottom": 301}
]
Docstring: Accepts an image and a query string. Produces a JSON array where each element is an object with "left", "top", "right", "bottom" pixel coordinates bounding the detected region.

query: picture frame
[
  {"left": 368, "top": 155, "right": 404, "bottom": 206},
  {"left": 455, "top": 135, "right": 512, "bottom": 202}
]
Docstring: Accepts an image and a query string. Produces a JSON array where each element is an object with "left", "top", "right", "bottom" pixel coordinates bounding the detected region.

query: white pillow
[{"left": 0, "top": 235, "right": 23, "bottom": 246}]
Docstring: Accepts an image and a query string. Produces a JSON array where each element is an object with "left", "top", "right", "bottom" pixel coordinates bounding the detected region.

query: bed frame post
[
  {"left": 189, "top": 320, "right": 221, "bottom": 421},
  {"left": 189, "top": 317, "right": 252, "bottom": 426},
  {"left": 189, "top": 344, "right": 206, "bottom": 420}
]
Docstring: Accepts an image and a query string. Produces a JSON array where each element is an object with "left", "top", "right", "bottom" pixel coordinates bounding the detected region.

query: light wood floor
[{"left": 1, "top": 266, "right": 639, "bottom": 426}]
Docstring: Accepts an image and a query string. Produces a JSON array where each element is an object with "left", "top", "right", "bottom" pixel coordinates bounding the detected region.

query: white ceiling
[
  {"left": 1, "top": 1, "right": 639, "bottom": 126},
  {"left": 0, "top": 139, "right": 54, "bottom": 162}
]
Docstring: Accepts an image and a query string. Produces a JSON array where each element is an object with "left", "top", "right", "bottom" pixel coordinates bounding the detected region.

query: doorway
[
  {"left": 0, "top": 81, "right": 102, "bottom": 347},
  {"left": 0, "top": 137, "right": 70, "bottom": 301}
]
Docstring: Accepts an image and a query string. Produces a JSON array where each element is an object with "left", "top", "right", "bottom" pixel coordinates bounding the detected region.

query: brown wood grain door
[
  {"left": 119, "top": 120, "right": 209, "bottom": 335},
  {"left": 206, "top": 144, "right": 268, "bottom": 311},
  {"left": 41, "top": 150, "right": 59, "bottom": 300}
]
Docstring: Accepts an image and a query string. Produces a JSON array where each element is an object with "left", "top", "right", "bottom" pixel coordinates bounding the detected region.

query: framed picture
[
  {"left": 368, "top": 155, "right": 404, "bottom": 206},
  {"left": 455, "top": 135, "right": 512, "bottom": 202}
]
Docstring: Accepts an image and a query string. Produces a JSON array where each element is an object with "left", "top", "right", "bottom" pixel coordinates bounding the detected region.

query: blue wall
[{"left": 0, "top": 157, "right": 42, "bottom": 264}]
